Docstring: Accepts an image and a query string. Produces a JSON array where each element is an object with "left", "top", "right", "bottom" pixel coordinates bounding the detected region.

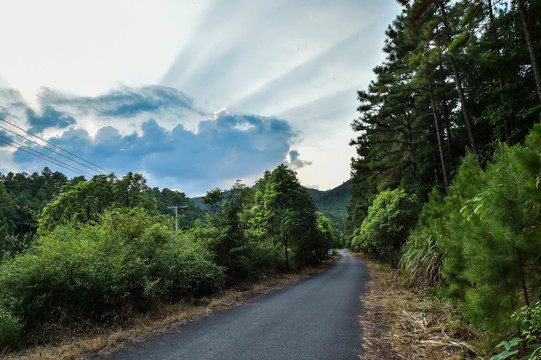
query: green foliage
[
  {"left": 351, "top": 188, "right": 419, "bottom": 265},
  {"left": 230, "top": 232, "right": 283, "bottom": 276},
  {"left": 491, "top": 302, "right": 541, "bottom": 360},
  {"left": 315, "top": 212, "right": 341, "bottom": 252},
  {"left": 397, "top": 154, "right": 483, "bottom": 299},
  {"left": 0, "top": 162, "right": 333, "bottom": 349},
  {"left": 203, "top": 187, "right": 226, "bottom": 218},
  {"left": 37, "top": 172, "right": 156, "bottom": 235},
  {"left": 251, "top": 164, "right": 320, "bottom": 271},
  {"left": 0, "top": 306, "right": 22, "bottom": 348},
  {"left": 0, "top": 181, "right": 16, "bottom": 253},
  {"left": 184, "top": 224, "right": 282, "bottom": 279},
  {"left": 199, "top": 182, "right": 259, "bottom": 280},
  {"left": 514, "top": 302, "right": 541, "bottom": 358},
  {"left": 185, "top": 167, "right": 333, "bottom": 281},
  {"left": 434, "top": 153, "right": 485, "bottom": 299},
  {"left": 0, "top": 168, "right": 69, "bottom": 246},
  {"left": 491, "top": 338, "right": 521, "bottom": 360},
  {"left": 147, "top": 187, "right": 205, "bottom": 229},
  {"left": 401, "top": 122, "right": 541, "bottom": 337},
  {"left": 348, "top": 0, "right": 541, "bottom": 246},
  {"left": 398, "top": 165, "right": 482, "bottom": 290},
  {"left": 456, "top": 138, "right": 541, "bottom": 332},
  {"left": 346, "top": 0, "right": 541, "bottom": 351},
  {"left": 0, "top": 207, "right": 224, "bottom": 348}
]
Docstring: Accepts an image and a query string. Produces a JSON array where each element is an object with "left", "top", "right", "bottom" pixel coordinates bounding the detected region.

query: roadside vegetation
[
  {"left": 347, "top": 1, "right": 541, "bottom": 359},
  {"left": 0, "top": 164, "right": 341, "bottom": 353},
  {"left": 357, "top": 253, "right": 486, "bottom": 360}
]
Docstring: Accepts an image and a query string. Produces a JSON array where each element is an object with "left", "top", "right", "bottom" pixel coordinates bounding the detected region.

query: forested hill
[
  {"left": 192, "top": 180, "right": 352, "bottom": 232},
  {"left": 306, "top": 180, "right": 351, "bottom": 233},
  {"left": 190, "top": 195, "right": 207, "bottom": 210}
]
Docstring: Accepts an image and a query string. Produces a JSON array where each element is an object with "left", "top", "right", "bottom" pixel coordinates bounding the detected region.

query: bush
[
  {"left": 0, "top": 207, "right": 225, "bottom": 348},
  {"left": 185, "top": 225, "right": 282, "bottom": 279},
  {"left": 351, "top": 188, "right": 419, "bottom": 265},
  {"left": 0, "top": 306, "right": 22, "bottom": 348}
]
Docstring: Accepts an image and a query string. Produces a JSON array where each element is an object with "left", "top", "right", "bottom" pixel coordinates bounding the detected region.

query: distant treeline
[
  {"left": 0, "top": 169, "right": 204, "bottom": 252},
  {"left": 346, "top": 0, "right": 540, "bottom": 356}
]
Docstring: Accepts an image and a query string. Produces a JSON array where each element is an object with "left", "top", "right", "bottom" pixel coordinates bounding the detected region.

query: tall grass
[{"left": 399, "top": 225, "right": 442, "bottom": 289}]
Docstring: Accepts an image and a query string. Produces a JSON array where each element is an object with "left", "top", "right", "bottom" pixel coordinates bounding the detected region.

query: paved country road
[{"left": 91, "top": 250, "right": 368, "bottom": 360}]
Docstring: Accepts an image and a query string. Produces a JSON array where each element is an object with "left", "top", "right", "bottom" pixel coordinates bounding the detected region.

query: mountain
[
  {"left": 190, "top": 196, "right": 207, "bottom": 210},
  {"left": 307, "top": 180, "right": 351, "bottom": 233},
  {"left": 190, "top": 180, "right": 352, "bottom": 232}
]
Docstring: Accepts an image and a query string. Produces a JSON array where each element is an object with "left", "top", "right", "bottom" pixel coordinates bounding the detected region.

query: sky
[{"left": 0, "top": 0, "right": 402, "bottom": 196}]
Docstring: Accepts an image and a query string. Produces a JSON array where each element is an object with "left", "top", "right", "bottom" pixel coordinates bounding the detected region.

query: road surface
[{"left": 93, "top": 250, "right": 368, "bottom": 360}]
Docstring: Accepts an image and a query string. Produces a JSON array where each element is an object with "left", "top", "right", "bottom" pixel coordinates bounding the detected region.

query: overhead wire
[
  {"left": 0, "top": 137, "right": 95, "bottom": 177},
  {"left": 0, "top": 117, "right": 111, "bottom": 174},
  {"left": 0, "top": 117, "right": 112, "bottom": 178},
  {"left": 0, "top": 124, "right": 108, "bottom": 176}
]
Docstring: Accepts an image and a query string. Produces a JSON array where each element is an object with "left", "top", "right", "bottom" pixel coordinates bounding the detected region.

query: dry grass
[
  {"left": 354, "top": 253, "right": 488, "bottom": 360},
  {"left": 356, "top": 253, "right": 403, "bottom": 360},
  {"left": 1, "top": 262, "right": 333, "bottom": 360}
]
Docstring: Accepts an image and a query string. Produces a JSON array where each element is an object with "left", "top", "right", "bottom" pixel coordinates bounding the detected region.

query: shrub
[
  {"left": 0, "top": 306, "right": 22, "bottom": 348},
  {"left": 0, "top": 207, "right": 225, "bottom": 348},
  {"left": 351, "top": 188, "right": 419, "bottom": 265},
  {"left": 185, "top": 225, "right": 282, "bottom": 280}
]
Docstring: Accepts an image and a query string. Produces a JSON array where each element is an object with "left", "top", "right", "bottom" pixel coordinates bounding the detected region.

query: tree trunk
[
  {"left": 438, "top": 61, "right": 454, "bottom": 158},
  {"left": 284, "top": 236, "right": 289, "bottom": 272},
  {"left": 428, "top": 79, "right": 450, "bottom": 190},
  {"left": 516, "top": 0, "right": 541, "bottom": 104},
  {"left": 440, "top": 1, "right": 478, "bottom": 158},
  {"left": 516, "top": 249, "right": 530, "bottom": 307},
  {"left": 487, "top": 0, "right": 512, "bottom": 141},
  {"left": 405, "top": 109, "right": 417, "bottom": 176},
  {"left": 298, "top": 244, "right": 303, "bottom": 272}
]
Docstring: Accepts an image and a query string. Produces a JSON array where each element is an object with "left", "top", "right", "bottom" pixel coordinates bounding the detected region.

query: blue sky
[{"left": 0, "top": 0, "right": 402, "bottom": 196}]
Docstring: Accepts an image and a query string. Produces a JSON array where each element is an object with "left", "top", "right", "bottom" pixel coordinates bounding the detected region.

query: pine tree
[
  {"left": 516, "top": 0, "right": 541, "bottom": 103},
  {"left": 457, "top": 123, "right": 541, "bottom": 331},
  {"left": 405, "top": 0, "right": 479, "bottom": 156}
]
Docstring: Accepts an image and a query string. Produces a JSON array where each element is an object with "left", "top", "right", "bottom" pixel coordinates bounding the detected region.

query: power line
[
  {"left": 0, "top": 137, "right": 95, "bottom": 177},
  {"left": 0, "top": 117, "right": 111, "bottom": 174},
  {"left": 0, "top": 124, "right": 108, "bottom": 176}
]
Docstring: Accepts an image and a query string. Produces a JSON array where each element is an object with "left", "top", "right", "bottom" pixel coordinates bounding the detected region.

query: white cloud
[
  {"left": 213, "top": 107, "right": 230, "bottom": 120},
  {"left": 2, "top": 86, "right": 307, "bottom": 196},
  {"left": 0, "top": 0, "right": 403, "bottom": 192}
]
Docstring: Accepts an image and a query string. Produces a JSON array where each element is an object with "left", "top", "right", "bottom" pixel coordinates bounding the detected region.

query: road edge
[{"left": 4, "top": 259, "right": 338, "bottom": 360}]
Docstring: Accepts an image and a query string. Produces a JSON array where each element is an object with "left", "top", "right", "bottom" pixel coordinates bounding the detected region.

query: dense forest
[
  {"left": 0, "top": 169, "right": 205, "bottom": 252},
  {"left": 346, "top": 0, "right": 541, "bottom": 357},
  {"left": 0, "top": 164, "right": 341, "bottom": 349}
]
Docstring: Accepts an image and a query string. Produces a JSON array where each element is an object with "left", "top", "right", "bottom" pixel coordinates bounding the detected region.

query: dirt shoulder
[
  {"left": 3, "top": 260, "right": 335, "bottom": 360},
  {"left": 354, "top": 253, "right": 487, "bottom": 360}
]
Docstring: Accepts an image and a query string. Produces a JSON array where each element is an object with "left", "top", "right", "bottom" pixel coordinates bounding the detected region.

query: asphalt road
[{"left": 95, "top": 250, "right": 368, "bottom": 360}]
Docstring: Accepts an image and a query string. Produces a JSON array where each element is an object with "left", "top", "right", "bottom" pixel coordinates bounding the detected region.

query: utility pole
[{"left": 167, "top": 204, "right": 188, "bottom": 231}]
